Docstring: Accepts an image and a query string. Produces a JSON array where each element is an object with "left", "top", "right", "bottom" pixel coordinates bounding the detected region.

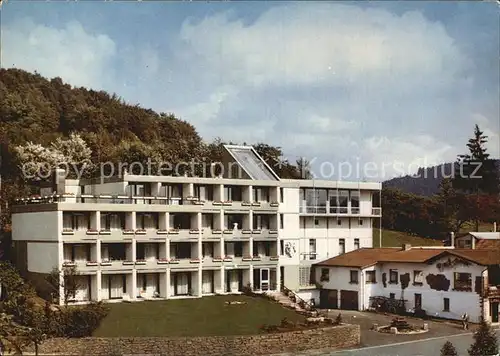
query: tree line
[{"left": 382, "top": 125, "right": 499, "bottom": 240}]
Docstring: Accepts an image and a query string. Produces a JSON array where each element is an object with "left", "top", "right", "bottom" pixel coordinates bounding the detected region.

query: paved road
[{"left": 328, "top": 329, "right": 500, "bottom": 356}]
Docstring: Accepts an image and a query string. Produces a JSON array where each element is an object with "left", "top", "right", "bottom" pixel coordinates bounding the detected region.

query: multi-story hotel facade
[{"left": 12, "top": 145, "right": 381, "bottom": 304}]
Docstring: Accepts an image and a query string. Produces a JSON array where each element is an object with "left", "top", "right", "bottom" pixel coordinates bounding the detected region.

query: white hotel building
[{"left": 12, "top": 145, "right": 381, "bottom": 304}]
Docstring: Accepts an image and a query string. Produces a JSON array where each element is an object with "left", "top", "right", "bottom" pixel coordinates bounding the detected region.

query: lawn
[
  {"left": 372, "top": 229, "right": 443, "bottom": 248},
  {"left": 93, "top": 295, "right": 305, "bottom": 337}
]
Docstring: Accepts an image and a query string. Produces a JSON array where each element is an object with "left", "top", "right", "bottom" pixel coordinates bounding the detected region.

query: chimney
[
  {"left": 450, "top": 232, "right": 455, "bottom": 247},
  {"left": 402, "top": 244, "right": 411, "bottom": 251}
]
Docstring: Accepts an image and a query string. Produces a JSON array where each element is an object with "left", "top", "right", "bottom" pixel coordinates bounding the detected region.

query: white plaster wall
[
  {"left": 90, "top": 182, "right": 127, "bottom": 195},
  {"left": 318, "top": 256, "right": 485, "bottom": 322},
  {"left": 12, "top": 211, "right": 60, "bottom": 241},
  {"left": 359, "top": 191, "right": 373, "bottom": 215},
  {"left": 27, "top": 242, "right": 60, "bottom": 273},
  {"left": 280, "top": 188, "right": 300, "bottom": 214},
  {"left": 376, "top": 259, "right": 484, "bottom": 322}
]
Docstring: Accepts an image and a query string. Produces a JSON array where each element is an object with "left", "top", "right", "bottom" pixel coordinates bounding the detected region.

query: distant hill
[{"left": 383, "top": 160, "right": 500, "bottom": 196}]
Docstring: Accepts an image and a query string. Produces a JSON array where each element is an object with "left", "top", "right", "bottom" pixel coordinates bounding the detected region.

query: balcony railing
[
  {"left": 299, "top": 204, "right": 381, "bottom": 216},
  {"left": 14, "top": 194, "right": 189, "bottom": 205}
]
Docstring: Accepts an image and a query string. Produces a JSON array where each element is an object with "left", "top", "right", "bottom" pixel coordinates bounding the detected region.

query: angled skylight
[{"left": 224, "top": 145, "right": 280, "bottom": 181}]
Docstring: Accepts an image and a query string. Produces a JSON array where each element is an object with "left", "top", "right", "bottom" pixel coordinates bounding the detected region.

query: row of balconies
[
  {"left": 61, "top": 227, "right": 279, "bottom": 241},
  {"left": 19, "top": 194, "right": 281, "bottom": 208},
  {"left": 63, "top": 255, "right": 280, "bottom": 271},
  {"left": 63, "top": 241, "right": 278, "bottom": 270}
]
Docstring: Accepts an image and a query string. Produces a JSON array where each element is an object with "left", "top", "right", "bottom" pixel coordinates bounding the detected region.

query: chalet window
[
  {"left": 443, "top": 298, "right": 450, "bottom": 312},
  {"left": 389, "top": 270, "right": 398, "bottom": 284},
  {"left": 350, "top": 270, "right": 359, "bottom": 284},
  {"left": 454, "top": 272, "right": 472, "bottom": 291},
  {"left": 413, "top": 270, "right": 424, "bottom": 285},
  {"left": 320, "top": 268, "right": 330, "bottom": 282},
  {"left": 366, "top": 271, "right": 376, "bottom": 284},
  {"left": 389, "top": 293, "right": 395, "bottom": 299}
]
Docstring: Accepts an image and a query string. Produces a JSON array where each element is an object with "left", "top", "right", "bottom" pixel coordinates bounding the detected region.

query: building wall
[
  {"left": 27, "top": 242, "right": 60, "bottom": 273},
  {"left": 316, "top": 255, "right": 485, "bottom": 322},
  {"left": 12, "top": 211, "right": 60, "bottom": 241}
]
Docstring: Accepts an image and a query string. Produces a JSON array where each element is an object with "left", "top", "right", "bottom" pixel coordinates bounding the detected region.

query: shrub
[
  {"left": 241, "top": 284, "right": 254, "bottom": 296},
  {"left": 441, "top": 341, "right": 458, "bottom": 356},
  {"left": 46, "top": 302, "right": 109, "bottom": 338}
]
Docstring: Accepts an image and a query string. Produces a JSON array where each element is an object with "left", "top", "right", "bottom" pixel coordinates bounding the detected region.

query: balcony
[
  {"left": 252, "top": 228, "right": 278, "bottom": 240},
  {"left": 252, "top": 201, "right": 279, "bottom": 212},
  {"left": 167, "top": 229, "right": 200, "bottom": 241},
  {"left": 99, "top": 259, "right": 134, "bottom": 271}
]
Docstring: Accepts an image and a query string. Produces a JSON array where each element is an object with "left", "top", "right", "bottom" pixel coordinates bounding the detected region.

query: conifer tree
[{"left": 468, "top": 318, "right": 499, "bottom": 356}]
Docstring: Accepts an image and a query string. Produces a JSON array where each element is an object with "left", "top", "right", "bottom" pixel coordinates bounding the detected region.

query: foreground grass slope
[{"left": 93, "top": 295, "right": 304, "bottom": 337}]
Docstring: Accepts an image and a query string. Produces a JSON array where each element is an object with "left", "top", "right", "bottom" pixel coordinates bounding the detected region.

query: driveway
[
  {"left": 323, "top": 310, "right": 470, "bottom": 347},
  {"left": 272, "top": 310, "right": 482, "bottom": 356}
]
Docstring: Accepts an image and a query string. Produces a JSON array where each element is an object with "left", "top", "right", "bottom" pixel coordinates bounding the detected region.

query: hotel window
[
  {"left": 389, "top": 293, "right": 395, "bottom": 299},
  {"left": 366, "top": 271, "right": 376, "bottom": 283},
  {"left": 299, "top": 267, "right": 312, "bottom": 287},
  {"left": 339, "top": 239, "right": 345, "bottom": 254},
  {"left": 413, "top": 270, "right": 424, "bottom": 286},
  {"left": 309, "top": 239, "right": 316, "bottom": 260},
  {"left": 314, "top": 218, "right": 319, "bottom": 226},
  {"left": 280, "top": 188, "right": 284, "bottom": 203},
  {"left": 443, "top": 298, "right": 450, "bottom": 312},
  {"left": 280, "top": 214, "right": 284, "bottom": 229},
  {"left": 389, "top": 270, "right": 398, "bottom": 284},
  {"left": 337, "top": 219, "right": 342, "bottom": 226},
  {"left": 280, "top": 240, "right": 284, "bottom": 256},
  {"left": 350, "top": 270, "right": 358, "bottom": 284},
  {"left": 350, "top": 191, "right": 360, "bottom": 214},
  {"left": 320, "top": 268, "right": 330, "bottom": 282},
  {"left": 354, "top": 238, "right": 360, "bottom": 250},
  {"left": 358, "top": 219, "right": 363, "bottom": 226}
]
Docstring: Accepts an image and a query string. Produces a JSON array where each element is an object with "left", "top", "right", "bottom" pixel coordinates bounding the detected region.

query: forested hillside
[
  {"left": 0, "top": 68, "right": 302, "bottom": 242},
  {"left": 383, "top": 161, "right": 500, "bottom": 196}
]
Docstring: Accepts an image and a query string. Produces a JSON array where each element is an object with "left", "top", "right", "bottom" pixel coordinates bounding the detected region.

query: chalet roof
[
  {"left": 467, "top": 232, "right": 500, "bottom": 240},
  {"left": 315, "top": 247, "right": 500, "bottom": 269}
]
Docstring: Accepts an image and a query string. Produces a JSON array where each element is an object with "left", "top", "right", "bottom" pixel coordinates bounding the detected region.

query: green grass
[
  {"left": 372, "top": 229, "right": 443, "bottom": 248},
  {"left": 93, "top": 295, "right": 305, "bottom": 337},
  {"left": 459, "top": 221, "right": 496, "bottom": 234}
]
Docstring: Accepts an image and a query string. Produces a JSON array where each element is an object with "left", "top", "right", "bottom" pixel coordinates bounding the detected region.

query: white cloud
[
  {"left": 361, "top": 135, "right": 455, "bottom": 179},
  {"left": 180, "top": 5, "right": 463, "bottom": 89},
  {"left": 3, "top": 18, "right": 116, "bottom": 89}
]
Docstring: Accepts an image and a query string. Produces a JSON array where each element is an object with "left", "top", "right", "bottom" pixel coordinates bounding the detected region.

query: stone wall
[{"left": 32, "top": 324, "right": 360, "bottom": 355}]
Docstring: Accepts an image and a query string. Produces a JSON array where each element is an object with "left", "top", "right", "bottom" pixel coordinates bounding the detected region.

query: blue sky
[{"left": 2, "top": 1, "right": 499, "bottom": 180}]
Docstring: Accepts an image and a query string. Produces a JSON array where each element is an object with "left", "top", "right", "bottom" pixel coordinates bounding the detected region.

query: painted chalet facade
[{"left": 314, "top": 244, "right": 500, "bottom": 324}]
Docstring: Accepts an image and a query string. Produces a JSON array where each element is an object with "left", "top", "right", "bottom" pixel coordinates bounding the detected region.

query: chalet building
[
  {"left": 11, "top": 145, "right": 381, "bottom": 305},
  {"left": 314, "top": 245, "right": 500, "bottom": 323},
  {"left": 455, "top": 232, "right": 500, "bottom": 249}
]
